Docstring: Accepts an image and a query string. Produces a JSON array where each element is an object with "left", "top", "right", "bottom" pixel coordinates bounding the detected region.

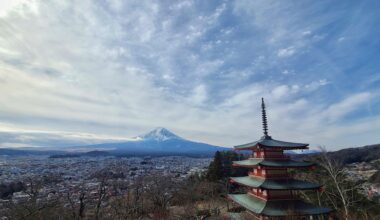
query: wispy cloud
[
  {"left": 0, "top": 0, "right": 379, "bottom": 149},
  {"left": 277, "top": 47, "right": 296, "bottom": 58}
]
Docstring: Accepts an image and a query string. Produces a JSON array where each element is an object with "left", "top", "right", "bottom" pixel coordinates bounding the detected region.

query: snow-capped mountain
[
  {"left": 137, "top": 127, "right": 182, "bottom": 141},
  {"left": 71, "top": 128, "right": 227, "bottom": 155}
]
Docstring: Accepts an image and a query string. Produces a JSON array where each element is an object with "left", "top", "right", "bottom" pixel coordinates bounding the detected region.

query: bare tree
[
  {"left": 65, "top": 183, "right": 88, "bottom": 220},
  {"left": 316, "top": 147, "right": 364, "bottom": 220},
  {"left": 144, "top": 175, "right": 176, "bottom": 219},
  {"left": 5, "top": 177, "right": 60, "bottom": 220},
  {"left": 104, "top": 177, "right": 146, "bottom": 220},
  {"left": 94, "top": 176, "right": 109, "bottom": 220}
]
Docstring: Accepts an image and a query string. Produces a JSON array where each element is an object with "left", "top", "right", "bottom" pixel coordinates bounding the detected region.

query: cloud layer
[{"left": 0, "top": 0, "right": 379, "bottom": 149}]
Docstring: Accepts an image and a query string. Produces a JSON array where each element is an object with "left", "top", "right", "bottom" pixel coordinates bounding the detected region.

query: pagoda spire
[{"left": 261, "top": 97, "right": 269, "bottom": 137}]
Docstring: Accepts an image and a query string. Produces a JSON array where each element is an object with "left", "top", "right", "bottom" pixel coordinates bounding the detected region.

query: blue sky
[{"left": 0, "top": 0, "right": 379, "bottom": 150}]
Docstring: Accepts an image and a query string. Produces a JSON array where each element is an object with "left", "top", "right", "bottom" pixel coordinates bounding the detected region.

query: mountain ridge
[
  {"left": 62, "top": 127, "right": 227, "bottom": 156},
  {"left": 2, "top": 128, "right": 379, "bottom": 161},
  {"left": 136, "top": 127, "right": 183, "bottom": 141}
]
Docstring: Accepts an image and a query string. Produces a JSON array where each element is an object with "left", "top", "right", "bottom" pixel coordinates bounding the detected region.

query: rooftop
[
  {"left": 234, "top": 135, "right": 309, "bottom": 150},
  {"left": 230, "top": 176, "right": 321, "bottom": 190},
  {"left": 228, "top": 194, "right": 332, "bottom": 216},
  {"left": 233, "top": 158, "right": 313, "bottom": 168}
]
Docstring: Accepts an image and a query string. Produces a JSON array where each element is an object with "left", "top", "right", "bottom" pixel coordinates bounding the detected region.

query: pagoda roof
[
  {"left": 234, "top": 136, "right": 308, "bottom": 150},
  {"left": 228, "top": 194, "right": 332, "bottom": 217},
  {"left": 233, "top": 158, "right": 313, "bottom": 168},
  {"left": 230, "top": 176, "right": 321, "bottom": 190}
]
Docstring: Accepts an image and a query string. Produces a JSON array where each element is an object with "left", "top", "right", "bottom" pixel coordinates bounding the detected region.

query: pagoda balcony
[
  {"left": 251, "top": 155, "right": 290, "bottom": 159},
  {"left": 248, "top": 191, "right": 267, "bottom": 200},
  {"left": 248, "top": 191, "right": 298, "bottom": 201},
  {"left": 233, "top": 158, "right": 314, "bottom": 168},
  {"left": 230, "top": 176, "right": 321, "bottom": 190},
  {"left": 248, "top": 171, "right": 291, "bottom": 179}
]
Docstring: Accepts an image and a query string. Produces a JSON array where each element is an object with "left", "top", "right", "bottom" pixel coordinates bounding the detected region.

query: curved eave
[
  {"left": 234, "top": 137, "right": 309, "bottom": 151},
  {"left": 234, "top": 141, "right": 259, "bottom": 150},
  {"left": 228, "top": 194, "right": 332, "bottom": 217},
  {"left": 230, "top": 176, "right": 321, "bottom": 190},
  {"left": 258, "top": 143, "right": 309, "bottom": 150},
  {"left": 233, "top": 159, "right": 314, "bottom": 168}
]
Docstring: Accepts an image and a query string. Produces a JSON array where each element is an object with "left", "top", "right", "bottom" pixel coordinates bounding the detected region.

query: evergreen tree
[
  {"left": 207, "top": 151, "right": 223, "bottom": 181},
  {"left": 206, "top": 151, "right": 248, "bottom": 181}
]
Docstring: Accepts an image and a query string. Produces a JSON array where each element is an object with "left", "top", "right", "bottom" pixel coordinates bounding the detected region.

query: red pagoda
[{"left": 228, "top": 98, "right": 332, "bottom": 219}]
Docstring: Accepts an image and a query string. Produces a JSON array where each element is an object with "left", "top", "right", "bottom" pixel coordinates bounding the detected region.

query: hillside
[
  {"left": 0, "top": 148, "right": 64, "bottom": 156},
  {"left": 326, "top": 144, "right": 380, "bottom": 164},
  {"left": 369, "top": 170, "right": 380, "bottom": 185}
]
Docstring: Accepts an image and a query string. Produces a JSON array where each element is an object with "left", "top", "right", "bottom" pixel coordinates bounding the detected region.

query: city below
[{"left": 0, "top": 155, "right": 211, "bottom": 205}]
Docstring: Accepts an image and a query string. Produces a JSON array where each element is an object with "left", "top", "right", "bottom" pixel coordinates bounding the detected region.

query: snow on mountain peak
[{"left": 139, "top": 127, "right": 182, "bottom": 141}]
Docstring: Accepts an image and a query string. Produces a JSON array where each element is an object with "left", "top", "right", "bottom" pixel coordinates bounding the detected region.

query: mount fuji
[
  {"left": 68, "top": 127, "right": 227, "bottom": 156},
  {"left": 137, "top": 127, "right": 183, "bottom": 141}
]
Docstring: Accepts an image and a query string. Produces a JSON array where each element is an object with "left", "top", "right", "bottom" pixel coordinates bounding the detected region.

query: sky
[{"left": 0, "top": 0, "right": 379, "bottom": 150}]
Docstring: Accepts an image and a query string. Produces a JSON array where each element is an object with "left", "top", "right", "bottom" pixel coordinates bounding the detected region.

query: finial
[{"left": 261, "top": 97, "right": 269, "bottom": 137}]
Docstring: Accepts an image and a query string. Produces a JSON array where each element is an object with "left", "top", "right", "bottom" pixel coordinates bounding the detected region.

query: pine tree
[{"left": 207, "top": 151, "right": 223, "bottom": 181}]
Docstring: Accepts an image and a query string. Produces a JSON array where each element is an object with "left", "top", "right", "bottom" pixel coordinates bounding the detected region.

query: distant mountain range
[
  {"left": 0, "top": 128, "right": 228, "bottom": 157},
  {"left": 1, "top": 128, "right": 379, "bottom": 161},
  {"left": 293, "top": 144, "right": 380, "bottom": 165},
  {"left": 62, "top": 127, "right": 228, "bottom": 156}
]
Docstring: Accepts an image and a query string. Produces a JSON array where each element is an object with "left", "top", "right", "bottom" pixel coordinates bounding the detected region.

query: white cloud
[
  {"left": 0, "top": 1, "right": 378, "bottom": 150},
  {"left": 190, "top": 84, "right": 208, "bottom": 105},
  {"left": 323, "top": 92, "right": 372, "bottom": 122},
  {"left": 277, "top": 47, "right": 296, "bottom": 58},
  {"left": 302, "top": 30, "right": 312, "bottom": 36},
  {"left": 0, "top": 0, "right": 38, "bottom": 17},
  {"left": 272, "top": 85, "right": 289, "bottom": 99},
  {"left": 304, "top": 79, "right": 330, "bottom": 91}
]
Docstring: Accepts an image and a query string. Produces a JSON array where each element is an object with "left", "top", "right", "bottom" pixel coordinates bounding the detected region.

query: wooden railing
[
  {"left": 251, "top": 155, "right": 290, "bottom": 159},
  {"left": 249, "top": 191, "right": 298, "bottom": 200},
  {"left": 248, "top": 171, "right": 290, "bottom": 178}
]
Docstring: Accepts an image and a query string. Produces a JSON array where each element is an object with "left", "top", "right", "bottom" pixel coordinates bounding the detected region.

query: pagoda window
[
  {"left": 262, "top": 190, "right": 267, "bottom": 196},
  {"left": 254, "top": 150, "right": 265, "bottom": 158},
  {"left": 251, "top": 189, "right": 267, "bottom": 199},
  {"left": 254, "top": 151, "right": 259, "bottom": 157}
]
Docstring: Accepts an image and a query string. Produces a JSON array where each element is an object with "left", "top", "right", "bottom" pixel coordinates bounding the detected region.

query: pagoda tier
[
  {"left": 233, "top": 158, "right": 314, "bottom": 168},
  {"left": 229, "top": 194, "right": 331, "bottom": 217},
  {"left": 227, "top": 98, "right": 332, "bottom": 219},
  {"left": 234, "top": 135, "right": 308, "bottom": 151},
  {"left": 230, "top": 176, "right": 321, "bottom": 190}
]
